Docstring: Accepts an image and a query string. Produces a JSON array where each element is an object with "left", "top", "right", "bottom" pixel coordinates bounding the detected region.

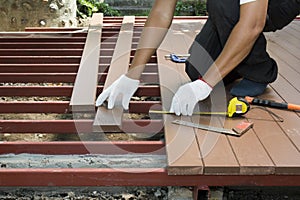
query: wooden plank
[
  {"left": 0, "top": 72, "right": 157, "bottom": 84},
  {"left": 0, "top": 42, "right": 85, "bottom": 49},
  {"left": 193, "top": 116, "right": 240, "bottom": 175},
  {"left": 266, "top": 28, "right": 300, "bottom": 93},
  {"left": 0, "top": 120, "right": 163, "bottom": 134},
  {"left": 0, "top": 49, "right": 84, "bottom": 56},
  {"left": 0, "top": 85, "right": 159, "bottom": 97},
  {"left": 0, "top": 168, "right": 299, "bottom": 187},
  {"left": 267, "top": 39, "right": 300, "bottom": 74},
  {"left": 282, "top": 25, "right": 300, "bottom": 40},
  {"left": 93, "top": 16, "right": 135, "bottom": 132},
  {"left": 265, "top": 31, "right": 300, "bottom": 60},
  {"left": 0, "top": 64, "right": 80, "bottom": 73},
  {"left": 265, "top": 24, "right": 300, "bottom": 150},
  {"left": 157, "top": 20, "right": 214, "bottom": 175},
  {"left": 0, "top": 141, "right": 165, "bottom": 155},
  {"left": 289, "top": 20, "right": 300, "bottom": 30},
  {"left": 157, "top": 39, "right": 203, "bottom": 175},
  {"left": 223, "top": 117, "right": 275, "bottom": 175},
  {"left": 261, "top": 85, "right": 300, "bottom": 151},
  {"left": 271, "top": 75, "right": 300, "bottom": 105},
  {"left": 270, "top": 28, "right": 300, "bottom": 50},
  {"left": 0, "top": 37, "right": 86, "bottom": 43},
  {"left": 69, "top": 13, "right": 103, "bottom": 112},
  {"left": 246, "top": 105, "right": 300, "bottom": 174},
  {"left": 0, "top": 101, "right": 158, "bottom": 114}
]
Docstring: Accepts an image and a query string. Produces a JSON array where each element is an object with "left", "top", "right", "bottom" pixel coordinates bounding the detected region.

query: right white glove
[
  {"left": 96, "top": 74, "right": 140, "bottom": 110},
  {"left": 170, "top": 79, "right": 212, "bottom": 116}
]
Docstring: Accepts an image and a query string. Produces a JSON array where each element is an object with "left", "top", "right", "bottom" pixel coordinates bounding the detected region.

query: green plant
[
  {"left": 77, "top": 0, "right": 120, "bottom": 18},
  {"left": 194, "top": 0, "right": 207, "bottom": 16},
  {"left": 175, "top": 0, "right": 207, "bottom": 16}
]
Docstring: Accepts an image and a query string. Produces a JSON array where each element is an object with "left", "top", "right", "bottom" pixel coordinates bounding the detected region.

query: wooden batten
[
  {"left": 93, "top": 16, "right": 135, "bottom": 132},
  {"left": 69, "top": 13, "right": 103, "bottom": 112}
]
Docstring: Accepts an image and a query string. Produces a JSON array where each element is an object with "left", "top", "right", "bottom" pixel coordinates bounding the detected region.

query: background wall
[{"left": 0, "top": 0, "right": 77, "bottom": 31}]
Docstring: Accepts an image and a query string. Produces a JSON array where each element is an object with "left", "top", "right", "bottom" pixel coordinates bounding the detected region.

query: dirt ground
[
  {"left": 0, "top": 186, "right": 300, "bottom": 200},
  {"left": 0, "top": 186, "right": 169, "bottom": 200}
]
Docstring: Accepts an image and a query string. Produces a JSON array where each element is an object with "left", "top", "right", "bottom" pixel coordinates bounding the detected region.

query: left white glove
[
  {"left": 170, "top": 79, "right": 212, "bottom": 116},
  {"left": 95, "top": 74, "right": 140, "bottom": 110}
]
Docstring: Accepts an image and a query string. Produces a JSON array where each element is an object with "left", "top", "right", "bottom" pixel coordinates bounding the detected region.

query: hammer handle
[{"left": 245, "top": 96, "right": 300, "bottom": 111}]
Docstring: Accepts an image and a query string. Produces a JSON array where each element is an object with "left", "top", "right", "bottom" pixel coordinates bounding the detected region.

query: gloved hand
[
  {"left": 170, "top": 79, "right": 212, "bottom": 116},
  {"left": 96, "top": 74, "right": 140, "bottom": 110}
]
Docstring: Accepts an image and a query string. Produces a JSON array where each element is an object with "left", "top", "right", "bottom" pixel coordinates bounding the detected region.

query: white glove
[
  {"left": 96, "top": 74, "right": 140, "bottom": 110},
  {"left": 170, "top": 79, "right": 212, "bottom": 116}
]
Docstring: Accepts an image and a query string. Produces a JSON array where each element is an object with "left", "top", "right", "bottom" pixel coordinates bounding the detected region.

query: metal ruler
[{"left": 172, "top": 120, "right": 243, "bottom": 137}]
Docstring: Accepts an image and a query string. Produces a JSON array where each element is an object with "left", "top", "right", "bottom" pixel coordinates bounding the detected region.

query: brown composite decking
[
  {"left": 165, "top": 19, "right": 300, "bottom": 175},
  {"left": 0, "top": 15, "right": 299, "bottom": 189}
]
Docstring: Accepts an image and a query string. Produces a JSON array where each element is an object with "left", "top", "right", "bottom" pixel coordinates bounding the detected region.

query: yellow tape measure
[
  {"left": 227, "top": 97, "right": 250, "bottom": 117},
  {"left": 149, "top": 97, "right": 250, "bottom": 117}
]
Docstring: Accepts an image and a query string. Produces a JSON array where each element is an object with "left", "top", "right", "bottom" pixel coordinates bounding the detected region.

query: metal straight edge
[{"left": 172, "top": 120, "right": 240, "bottom": 136}]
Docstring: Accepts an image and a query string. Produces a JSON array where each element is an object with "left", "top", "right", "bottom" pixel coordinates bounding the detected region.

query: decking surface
[{"left": 158, "top": 19, "right": 300, "bottom": 175}]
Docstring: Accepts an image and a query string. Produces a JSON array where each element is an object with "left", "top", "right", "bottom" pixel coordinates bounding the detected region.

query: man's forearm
[
  {"left": 203, "top": 22, "right": 261, "bottom": 87},
  {"left": 203, "top": 0, "right": 268, "bottom": 87},
  {"left": 126, "top": 0, "right": 177, "bottom": 80}
]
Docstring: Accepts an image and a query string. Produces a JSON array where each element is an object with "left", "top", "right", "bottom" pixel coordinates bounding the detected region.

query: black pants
[{"left": 185, "top": 0, "right": 300, "bottom": 84}]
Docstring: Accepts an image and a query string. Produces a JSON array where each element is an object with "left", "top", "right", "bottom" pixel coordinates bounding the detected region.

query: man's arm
[
  {"left": 203, "top": 0, "right": 268, "bottom": 87},
  {"left": 96, "top": 0, "right": 177, "bottom": 109},
  {"left": 126, "top": 0, "right": 178, "bottom": 79}
]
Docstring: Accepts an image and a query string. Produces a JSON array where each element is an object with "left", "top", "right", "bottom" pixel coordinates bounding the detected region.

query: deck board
[
  {"left": 267, "top": 46, "right": 300, "bottom": 85},
  {"left": 259, "top": 87, "right": 300, "bottom": 151},
  {"left": 223, "top": 117, "right": 275, "bottom": 175},
  {"left": 265, "top": 31, "right": 300, "bottom": 60},
  {"left": 157, "top": 21, "right": 205, "bottom": 175},
  {"left": 272, "top": 28, "right": 300, "bottom": 50},
  {"left": 266, "top": 40, "right": 300, "bottom": 74},
  {"left": 69, "top": 13, "right": 103, "bottom": 112},
  {"left": 246, "top": 107, "right": 300, "bottom": 174},
  {"left": 193, "top": 116, "right": 240, "bottom": 175},
  {"left": 93, "top": 16, "right": 135, "bottom": 132}
]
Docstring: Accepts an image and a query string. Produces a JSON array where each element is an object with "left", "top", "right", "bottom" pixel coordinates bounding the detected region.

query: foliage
[
  {"left": 175, "top": 0, "right": 207, "bottom": 16},
  {"left": 77, "top": 0, "right": 120, "bottom": 18},
  {"left": 76, "top": 0, "right": 206, "bottom": 17}
]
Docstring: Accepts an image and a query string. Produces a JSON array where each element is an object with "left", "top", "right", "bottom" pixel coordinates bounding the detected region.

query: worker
[{"left": 96, "top": 0, "right": 300, "bottom": 116}]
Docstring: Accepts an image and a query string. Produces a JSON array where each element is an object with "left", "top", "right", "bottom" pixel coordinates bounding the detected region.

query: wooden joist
[
  {"left": 93, "top": 16, "right": 135, "bottom": 132},
  {"left": 69, "top": 13, "right": 103, "bottom": 112}
]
